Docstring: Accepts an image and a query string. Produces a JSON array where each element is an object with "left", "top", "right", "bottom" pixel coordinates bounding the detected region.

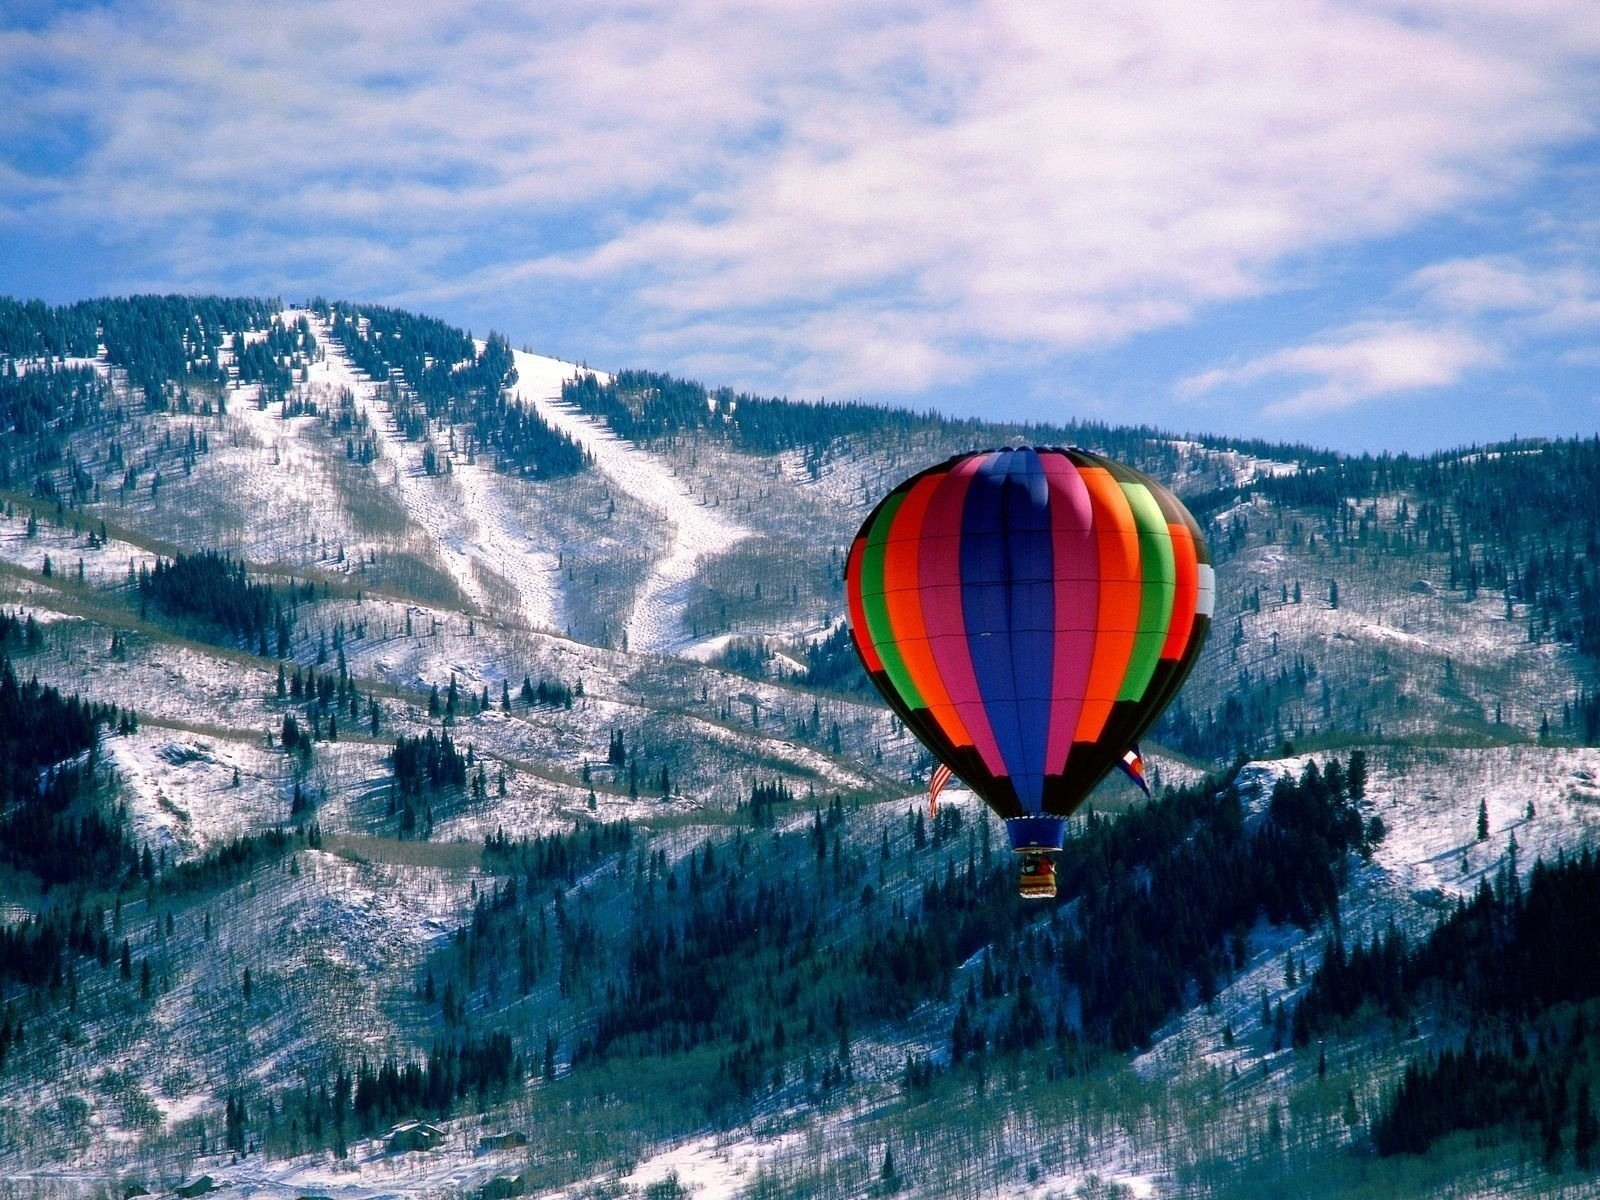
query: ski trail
[
  {"left": 304, "top": 313, "right": 563, "bottom": 632},
  {"left": 507, "top": 349, "right": 752, "bottom": 654}
]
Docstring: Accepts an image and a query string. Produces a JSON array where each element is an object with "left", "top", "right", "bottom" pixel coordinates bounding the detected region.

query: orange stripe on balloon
[
  {"left": 1072, "top": 464, "right": 1141, "bottom": 744},
  {"left": 1161, "top": 522, "right": 1198, "bottom": 660},
  {"left": 881, "top": 472, "right": 975, "bottom": 749}
]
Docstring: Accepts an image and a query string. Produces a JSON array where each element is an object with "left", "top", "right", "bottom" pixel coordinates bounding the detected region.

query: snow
[
  {"left": 1129, "top": 741, "right": 1600, "bottom": 1137},
  {"left": 1362, "top": 743, "right": 1600, "bottom": 904},
  {"left": 507, "top": 349, "right": 753, "bottom": 654},
  {"left": 611, "top": 1131, "right": 804, "bottom": 1200}
]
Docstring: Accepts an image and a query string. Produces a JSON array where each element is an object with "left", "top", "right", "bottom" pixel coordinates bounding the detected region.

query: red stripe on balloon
[{"left": 1040, "top": 454, "right": 1099, "bottom": 774}]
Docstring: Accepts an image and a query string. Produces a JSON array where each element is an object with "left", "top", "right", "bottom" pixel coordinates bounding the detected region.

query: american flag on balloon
[{"left": 928, "top": 763, "right": 953, "bottom": 815}]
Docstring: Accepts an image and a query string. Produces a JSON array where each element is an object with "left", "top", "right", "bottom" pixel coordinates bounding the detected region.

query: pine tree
[{"left": 1347, "top": 749, "right": 1367, "bottom": 800}]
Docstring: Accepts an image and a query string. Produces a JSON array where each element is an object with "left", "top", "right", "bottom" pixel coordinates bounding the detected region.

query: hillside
[{"left": 1, "top": 294, "right": 1598, "bottom": 1199}]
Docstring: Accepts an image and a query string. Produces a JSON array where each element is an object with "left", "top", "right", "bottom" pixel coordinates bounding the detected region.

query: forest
[
  {"left": 559, "top": 368, "right": 1226, "bottom": 481},
  {"left": 378, "top": 758, "right": 1379, "bottom": 1140},
  {"left": 138, "top": 549, "right": 297, "bottom": 651},
  {"left": 1295, "top": 846, "right": 1600, "bottom": 1163},
  {"left": 0, "top": 641, "right": 125, "bottom": 888}
]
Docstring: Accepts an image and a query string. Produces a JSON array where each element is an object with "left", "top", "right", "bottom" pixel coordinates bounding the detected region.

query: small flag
[
  {"left": 1118, "top": 745, "right": 1150, "bottom": 797},
  {"left": 929, "top": 763, "right": 953, "bottom": 815}
]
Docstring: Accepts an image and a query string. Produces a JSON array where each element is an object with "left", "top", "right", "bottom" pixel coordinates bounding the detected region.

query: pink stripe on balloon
[
  {"left": 1041, "top": 454, "right": 1098, "bottom": 772},
  {"left": 918, "top": 456, "right": 1006, "bottom": 777}
]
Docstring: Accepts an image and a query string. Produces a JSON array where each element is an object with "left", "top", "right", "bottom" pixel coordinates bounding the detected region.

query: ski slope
[
  {"left": 305, "top": 312, "right": 565, "bottom": 633},
  {"left": 507, "top": 349, "right": 753, "bottom": 654}
]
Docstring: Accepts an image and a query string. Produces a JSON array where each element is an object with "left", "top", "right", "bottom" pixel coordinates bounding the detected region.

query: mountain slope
[{"left": 2, "top": 294, "right": 1598, "bottom": 1198}]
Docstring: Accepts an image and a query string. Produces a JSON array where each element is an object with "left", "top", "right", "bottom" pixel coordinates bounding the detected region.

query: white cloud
[
  {"left": 1180, "top": 323, "right": 1502, "bottom": 417},
  {"left": 1409, "top": 256, "right": 1600, "bottom": 328},
  {"left": 0, "top": 0, "right": 1595, "bottom": 398},
  {"left": 1408, "top": 258, "right": 1552, "bottom": 315}
]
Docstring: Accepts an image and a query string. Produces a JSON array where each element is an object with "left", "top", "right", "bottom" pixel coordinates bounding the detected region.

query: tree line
[
  {"left": 560, "top": 368, "right": 1258, "bottom": 481},
  {"left": 399, "top": 756, "right": 1376, "bottom": 1126},
  {"left": 233, "top": 316, "right": 315, "bottom": 404}
]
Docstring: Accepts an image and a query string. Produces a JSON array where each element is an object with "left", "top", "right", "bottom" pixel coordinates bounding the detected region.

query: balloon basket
[{"left": 1017, "top": 851, "right": 1057, "bottom": 900}]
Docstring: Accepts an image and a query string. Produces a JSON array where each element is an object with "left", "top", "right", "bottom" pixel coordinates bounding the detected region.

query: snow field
[{"left": 0, "top": 497, "right": 167, "bottom": 594}]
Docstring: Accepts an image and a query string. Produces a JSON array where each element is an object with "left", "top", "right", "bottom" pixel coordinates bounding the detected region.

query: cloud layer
[
  {"left": 1181, "top": 323, "right": 1502, "bottom": 416},
  {"left": 1, "top": 0, "right": 1596, "bottom": 436}
]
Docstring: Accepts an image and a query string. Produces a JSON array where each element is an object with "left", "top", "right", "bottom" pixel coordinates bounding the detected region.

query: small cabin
[
  {"left": 387, "top": 1120, "right": 445, "bottom": 1153},
  {"left": 173, "top": 1178, "right": 215, "bottom": 1199}
]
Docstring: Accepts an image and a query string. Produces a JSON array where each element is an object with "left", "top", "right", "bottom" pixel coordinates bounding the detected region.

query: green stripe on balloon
[{"left": 1115, "top": 481, "right": 1176, "bottom": 702}]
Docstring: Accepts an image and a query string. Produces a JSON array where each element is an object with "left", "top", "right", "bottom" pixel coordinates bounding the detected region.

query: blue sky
[{"left": 1, "top": 0, "right": 1597, "bottom": 454}]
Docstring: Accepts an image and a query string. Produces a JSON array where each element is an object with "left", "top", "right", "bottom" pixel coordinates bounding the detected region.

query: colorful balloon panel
[{"left": 845, "top": 447, "right": 1213, "bottom": 852}]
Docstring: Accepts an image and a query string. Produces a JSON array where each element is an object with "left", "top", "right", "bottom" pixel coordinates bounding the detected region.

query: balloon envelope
[{"left": 845, "top": 447, "right": 1212, "bottom": 853}]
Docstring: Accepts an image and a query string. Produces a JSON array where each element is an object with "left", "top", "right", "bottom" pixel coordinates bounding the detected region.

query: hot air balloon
[{"left": 844, "top": 446, "right": 1213, "bottom": 898}]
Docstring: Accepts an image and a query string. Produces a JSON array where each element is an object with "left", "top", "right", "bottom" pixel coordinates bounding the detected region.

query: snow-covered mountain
[{"left": 2, "top": 295, "right": 1597, "bottom": 1199}]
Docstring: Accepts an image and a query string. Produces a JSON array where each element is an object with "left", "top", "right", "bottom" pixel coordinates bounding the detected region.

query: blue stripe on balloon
[{"left": 960, "top": 449, "right": 1055, "bottom": 813}]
